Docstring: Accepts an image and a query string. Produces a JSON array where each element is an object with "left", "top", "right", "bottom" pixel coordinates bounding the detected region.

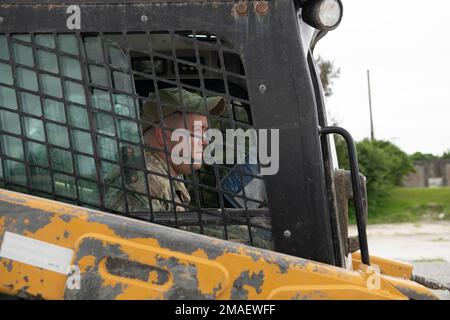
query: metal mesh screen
[{"left": 0, "top": 31, "right": 273, "bottom": 249}]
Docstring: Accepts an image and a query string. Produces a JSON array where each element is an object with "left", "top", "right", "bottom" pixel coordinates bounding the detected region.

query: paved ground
[{"left": 349, "top": 221, "right": 450, "bottom": 300}]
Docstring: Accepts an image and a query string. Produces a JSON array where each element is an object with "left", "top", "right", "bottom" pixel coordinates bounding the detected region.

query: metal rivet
[
  {"left": 259, "top": 84, "right": 266, "bottom": 94},
  {"left": 131, "top": 175, "right": 138, "bottom": 183},
  {"left": 254, "top": 1, "right": 269, "bottom": 16},
  {"left": 141, "top": 15, "right": 148, "bottom": 22},
  {"left": 232, "top": 1, "right": 248, "bottom": 16},
  {"left": 283, "top": 230, "right": 291, "bottom": 238}
]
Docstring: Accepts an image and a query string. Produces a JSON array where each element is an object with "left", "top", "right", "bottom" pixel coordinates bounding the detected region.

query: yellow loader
[{"left": 0, "top": 0, "right": 444, "bottom": 299}]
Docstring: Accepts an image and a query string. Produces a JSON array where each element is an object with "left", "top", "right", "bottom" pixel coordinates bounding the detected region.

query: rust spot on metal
[
  {"left": 254, "top": 1, "right": 269, "bottom": 16},
  {"left": 232, "top": 1, "right": 248, "bottom": 17}
]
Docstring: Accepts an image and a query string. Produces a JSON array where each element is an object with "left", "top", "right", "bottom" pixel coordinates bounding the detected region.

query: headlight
[{"left": 302, "top": 0, "right": 343, "bottom": 31}]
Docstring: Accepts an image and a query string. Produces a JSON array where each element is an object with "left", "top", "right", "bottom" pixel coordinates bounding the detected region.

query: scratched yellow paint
[
  {"left": 266, "top": 285, "right": 405, "bottom": 300},
  {"left": 109, "top": 235, "right": 229, "bottom": 299},
  {"left": 353, "top": 252, "right": 413, "bottom": 279},
  {"left": 0, "top": 216, "right": 5, "bottom": 231},
  {"left": 0, "top": 189, "right": 438, "bottom": 300},
  {"left": 0, "top": 260, "right": 67, "bottom": 299},
  {"left": 191, "top": 248, "right": 230, "bottom": 297},
  {"left": 78, "top": 256, "right": 96, "bottom": 273},
  {"left": 96, "top": 257, "right": 168, "bottom": 300}
]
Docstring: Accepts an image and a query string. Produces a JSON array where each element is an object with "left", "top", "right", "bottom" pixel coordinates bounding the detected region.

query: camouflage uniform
[
  {"left": 104, "top": 150, "right": 190, "bottom": 213},
  {"left": 144, "top": 151, "right": 191, "bottom": 212}
]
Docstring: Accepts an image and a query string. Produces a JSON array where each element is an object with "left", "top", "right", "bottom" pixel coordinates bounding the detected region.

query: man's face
[{"left": 165, "top": 112, "right": 209, "bottom": 175}]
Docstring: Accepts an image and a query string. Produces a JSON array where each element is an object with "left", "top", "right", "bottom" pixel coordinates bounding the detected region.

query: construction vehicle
[{"left": 0, "top": 0, "right": 442, "bottom": 300}]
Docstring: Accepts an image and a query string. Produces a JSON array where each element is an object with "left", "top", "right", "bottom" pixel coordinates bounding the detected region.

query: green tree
[
  {"left": 372, "top": 140, "right": 415, "bottom": 186},
  {"left": 410, "top": 152, "right": 438, "bottom": 161},
  {"left": 336, "top": 138, "right": 414, "bottom": 214},
  {"left": 441, "top": 150, "right": 450, "bottom": 160}
]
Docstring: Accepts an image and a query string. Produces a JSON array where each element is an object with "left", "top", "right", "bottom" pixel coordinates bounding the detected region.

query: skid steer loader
[{"left": 0, "top": 0, "right": 441, "bottom": 300}]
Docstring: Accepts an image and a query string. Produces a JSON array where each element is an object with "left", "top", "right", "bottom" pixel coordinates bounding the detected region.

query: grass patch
[{"left": 350, "top": 187, "right": 450, "bottom": 224}]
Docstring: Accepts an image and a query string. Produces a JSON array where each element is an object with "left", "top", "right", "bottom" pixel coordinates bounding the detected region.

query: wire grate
[{"left": 0, "top": 31, "right": 273, "bottom": 249}]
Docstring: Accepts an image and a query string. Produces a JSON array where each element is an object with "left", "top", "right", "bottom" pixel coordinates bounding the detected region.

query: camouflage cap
[{"left": 141, "top": 88, "right": 226, "bottom": 131}]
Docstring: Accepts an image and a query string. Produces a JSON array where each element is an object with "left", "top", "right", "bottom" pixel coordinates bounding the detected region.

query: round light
[
  {"left": 318, "top": 0, "right": 342, "bottom": 28},
  {"left": 302, "top": 0, "right": 343, "bottom": 31}
]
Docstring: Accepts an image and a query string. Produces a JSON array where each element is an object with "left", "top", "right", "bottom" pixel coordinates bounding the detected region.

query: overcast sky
[{"left": 314, "top": 0, "right": 450, "bottom": 155}]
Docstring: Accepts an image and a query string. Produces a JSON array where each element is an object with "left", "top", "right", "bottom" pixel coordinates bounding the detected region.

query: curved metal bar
[{"left": 319, "top": 126, "right": 370, "bottom": 265}]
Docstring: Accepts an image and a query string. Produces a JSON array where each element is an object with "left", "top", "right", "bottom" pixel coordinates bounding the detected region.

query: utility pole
[{"left": 367, "top": 69, "right": 375, "bottom": 141}]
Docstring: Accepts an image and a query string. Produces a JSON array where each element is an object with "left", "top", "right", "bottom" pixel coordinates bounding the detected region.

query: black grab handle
[{"left": 319, "top": 126, "right": 370, "bottom": 266}]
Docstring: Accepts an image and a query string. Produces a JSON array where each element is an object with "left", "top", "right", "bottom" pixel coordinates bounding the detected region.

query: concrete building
[{"left": 403, "top": 159, "right": 450, "bottom": 188}]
